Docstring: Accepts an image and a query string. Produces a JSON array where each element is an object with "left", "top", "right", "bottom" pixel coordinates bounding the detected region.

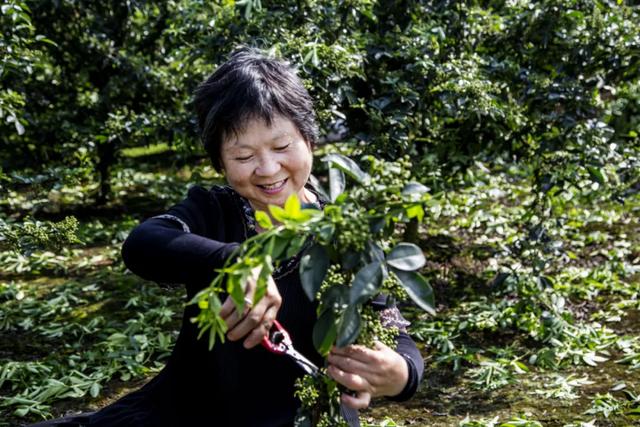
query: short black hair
[{"left": 194, "top": 47, "right": 318, "bottom": 170}]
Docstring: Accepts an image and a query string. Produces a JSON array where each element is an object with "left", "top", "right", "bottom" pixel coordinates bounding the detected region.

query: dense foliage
[{"left": 3, "top": 0, "right": 638, "bottom": 203}]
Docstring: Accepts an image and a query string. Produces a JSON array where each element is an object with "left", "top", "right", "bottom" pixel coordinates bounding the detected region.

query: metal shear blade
[
  {"left": 284, "top": 347, "right": 320, "bottom": 377},
  {"left": 262, "top": 320, "right": 321, "bottom": 377}
]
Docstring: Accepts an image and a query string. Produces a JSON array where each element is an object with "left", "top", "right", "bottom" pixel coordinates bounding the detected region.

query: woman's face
[{"left": 220, "top": 115, "right": 314, "bottom": 213}]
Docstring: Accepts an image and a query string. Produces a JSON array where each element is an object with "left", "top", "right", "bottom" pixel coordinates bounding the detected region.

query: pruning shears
[{"left": 261, "top": 320, "right": 320, "bottom": 377}]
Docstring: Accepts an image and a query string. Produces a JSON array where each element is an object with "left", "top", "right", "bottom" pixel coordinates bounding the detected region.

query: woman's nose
[{"left": 255, "top": 154, "right": 281, "bottom": 176}]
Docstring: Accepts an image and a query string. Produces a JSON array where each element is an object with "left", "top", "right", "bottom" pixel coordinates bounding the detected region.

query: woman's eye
[
  {"left": 274, "top": 144, "right": 290, "bottom": 151},
  {"left": 235, "top": 155, "right": 253, "bottom": 162}
]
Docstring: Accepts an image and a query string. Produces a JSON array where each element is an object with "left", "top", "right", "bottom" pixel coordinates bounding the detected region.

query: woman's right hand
[{"left": 219, "top": 266, "right": 282, "bottom": 349}]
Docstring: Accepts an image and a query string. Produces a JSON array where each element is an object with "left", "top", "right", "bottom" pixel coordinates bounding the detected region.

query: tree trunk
[
  {"left": 96, "top": 140, "right": 116, "bottom": 206},
  {"left": 403, "top": 217, "right": 419, "bottom": 244}
]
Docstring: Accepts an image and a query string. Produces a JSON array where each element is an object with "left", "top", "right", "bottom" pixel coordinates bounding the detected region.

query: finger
[
  {"left": 220, "top": 290, "right": 255, "bottom": 321},
  {"left": 327, "top": 352, "right": 371, "bottom": 375},
  {"left": 222, "top": 307, "right": 245, "bottom": 332},
  {"left": 341, "top": 390, "right": 371, "bottom": 410},
  {"left": 243, "top": 305, "right": 278, "bottom": 349},
  {"left": 220, "top": 294, "right": 254, "bottom": 331},
  {"left": 267, "top": 277, "right": 282, "bottom": 310},
  {"left": 327, "top": 364, "right": 369, "bottom": 392},
  {"left": 226, "top": 296, "right": 271, "bottom": 341},
  {"left": 373, "top": 340, "right": 390, "bottom": 351},
  {"left": 219, "top": 295, "right": 236, "bottom": 319},
  {"left": 221, "top": 269, "right": 259, "bottom": 324},
  {"left": 331, "top": 344, "right": 378, "bottom": 364}
]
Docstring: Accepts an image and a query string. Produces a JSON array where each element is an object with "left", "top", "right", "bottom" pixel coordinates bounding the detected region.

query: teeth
[{"left": 261, "top": 179, "right": 286, "bottom": 190}]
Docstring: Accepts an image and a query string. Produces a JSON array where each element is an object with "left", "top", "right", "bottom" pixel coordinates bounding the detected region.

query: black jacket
[{"left": 87, "top": 185, "right": 423, "bottom": 427}]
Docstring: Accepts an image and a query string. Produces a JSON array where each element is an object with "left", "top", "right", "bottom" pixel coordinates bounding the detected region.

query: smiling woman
[
  {"left": 220, "top": 115, "right": 316, "bottom": 214},
  {"left": 29, "top": 47, "right": 423, "bottom": 427}
]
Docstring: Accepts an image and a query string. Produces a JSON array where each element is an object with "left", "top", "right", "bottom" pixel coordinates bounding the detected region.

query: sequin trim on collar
[
  {"left": 151, "top": 214, "right": 191, "bottom": 233},
  {"left": 378, "top": 307, "right": 410, "bottom": 332}
]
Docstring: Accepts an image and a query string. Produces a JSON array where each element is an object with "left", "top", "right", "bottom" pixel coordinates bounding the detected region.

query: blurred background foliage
[{"left": 2, "top": 0, "right": 638, "bottom": 206}]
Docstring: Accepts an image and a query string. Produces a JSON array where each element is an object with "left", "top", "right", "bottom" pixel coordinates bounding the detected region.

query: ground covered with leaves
[
  {"left": 364, "top": 163, "right": 640, "bottom": 427},
  {"left": 1, "top": 161, "right": 638, "bottom": 427}
]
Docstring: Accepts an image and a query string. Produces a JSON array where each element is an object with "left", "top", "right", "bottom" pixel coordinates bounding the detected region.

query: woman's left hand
[{"left": 326, "top": 341, "right": 409, "bottom": 410}]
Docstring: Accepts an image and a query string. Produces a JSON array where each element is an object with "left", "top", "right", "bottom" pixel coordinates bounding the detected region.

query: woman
[{"left": 31, "top": 48, "right": 423, "bottom": 427}]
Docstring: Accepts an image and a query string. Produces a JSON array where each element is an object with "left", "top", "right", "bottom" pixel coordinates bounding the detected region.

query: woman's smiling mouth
[{"left": 257, "top": 178, "right": 288, "bottom": 193}]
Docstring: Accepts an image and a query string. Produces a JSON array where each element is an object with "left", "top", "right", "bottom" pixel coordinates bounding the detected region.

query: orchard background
[{"left": 1, "top": 0, "right": 639, "bottom": 426}]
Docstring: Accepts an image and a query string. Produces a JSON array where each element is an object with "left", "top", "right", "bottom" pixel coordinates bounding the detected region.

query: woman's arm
[
  {"left": 121, "top": 185, "right": 239, "bottom": 288},
  {"left": 386, "top": 330, "right": 424, "bottom": 401},
  {"left": 122, "top": 185, "right": 283, "bottom": 348}
]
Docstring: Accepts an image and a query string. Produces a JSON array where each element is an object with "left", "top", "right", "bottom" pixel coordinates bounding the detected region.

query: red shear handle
[{"left": 261, "top": 320, "right": 291, "bottom": 354}]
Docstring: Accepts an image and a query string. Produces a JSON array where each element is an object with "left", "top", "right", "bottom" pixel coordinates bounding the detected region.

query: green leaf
[
  {"left": 308, "top": 174, "right": 330, "bottom": 201},
  {"left": 405, "top": 204, "right": 424, "bottom": 222},
  {"left": 300, "top": 244, "right": 330, "bottom": 301},
  {"left": 583, "top": 351, "right": 608, "bottom": 366},
  {"left": 89, "top": 382, "right": 101, "bottom": 398},
  {"left": 537, "top": 275, "right": 554, "bottom": 289},
  {"left": 401, "top": 182, "right": 429, "bottom": 196},
  {"left": 393, "top": 270, "right": 435, "bottom": 315},
  {"left": 209, "top": 292, "right": 222, "bottom": 314},
  {"left": 255, "top": 257, "right": 273, "bottom": 303},
  {"left": 627, "top": 407, "right": 640, "bottom": 417},
  {"left": 370, "top": 217, "right": 386, "bottom": 234},
  {"left": 294, "top": 412, "right": 313, "bottom": 427},
  {"left": 492, "top": 272, "right": 510, "bottom": 287},
  {"left": 269, "top": 205, "right": 287, "bottom": 222},
  {"left": 208, "top": 322, "right": 219, "bottom": 350},
  {"left": 12, "top": 117, "right": 25, "bottom": 135},
  {"left": 15, "top": 407, "right": 29, "bottom": 417},
  {"left": 269, "top": 235, "right": 289, "bottom": 259},
  {"left": 511, "top": 361, "right": 528, "bottom": 374},
  {"left": 386, "top": 243, "right": 425, "bottom": 271},
  {"left": 335, "top": 192, "right": 347, "bottom": 204},
  {"left": 336, "top": 305, "right": 361, "bottom": 347},
  {"left": 610, "top": 382, "right": 626, "bottom": 392},
  {"left": 284, "top": 193, "right": 301, "bottom": 217},
  {"left": 328, "top": 167, "right": 345, "bottom": 202},
  {"left": 323, "top": 285, "right": 349, "bottom": 308},
  {"left": 587, "top": 166, "right": 607, "bottom": 185},
  {"left": 285, "top": 235, "right": 307, "bottom": 258},
  {"left": 35, "top": 35, "right": 57, "bottom": 46},
  {"left": 255, "top": 210, "right": 273, "bottom": 229},
  {"left": 365, "top": 241, "right": 385, "bottom": 264},
  {"left": 313, "top": 309, "right": 337, "bottom": 355},
  {"left": 317, "top": 223, "right": 335, "bottom": 242},
  {"left": 323, "top": 153, "right": 370, "bottom": 185},
  {"left": 349, "top": 262, "right": 383, "bottom": 305},
  {"left": 341, "top": 250, "right": 361, "bottom": 270},
  {"left": 228, "top": 273, "right": 245, "bottom": 309}
]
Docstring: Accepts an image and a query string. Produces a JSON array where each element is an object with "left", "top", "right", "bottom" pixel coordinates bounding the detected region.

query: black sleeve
[
  {"left": 121, "top": 186, "right": 239, "bottom": 289},
  {"left": 387, "top": 330, "right": 424, "bottom": 402},
  {"left": 370, "top": 295, "right": 425, "bottom": 401}
]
